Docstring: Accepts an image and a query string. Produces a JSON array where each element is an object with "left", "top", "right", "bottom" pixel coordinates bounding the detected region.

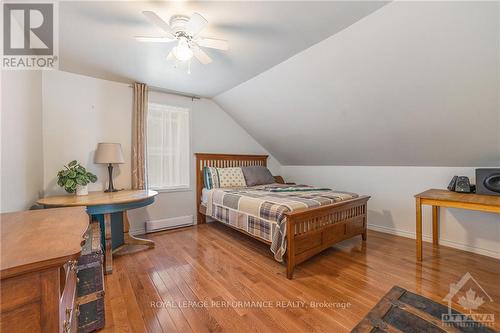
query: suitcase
[{"left": 77, "top": 222, "right": 105, "bottom": 332}]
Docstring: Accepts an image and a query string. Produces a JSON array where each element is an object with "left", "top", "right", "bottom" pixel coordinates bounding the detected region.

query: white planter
[{"left": 76, "top": 184, "right": 88, "bottom": 196}]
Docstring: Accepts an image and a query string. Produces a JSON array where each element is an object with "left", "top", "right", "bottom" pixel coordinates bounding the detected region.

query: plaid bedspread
[{"left": 206, "top": 183, "right": 358, "bottom": 262}]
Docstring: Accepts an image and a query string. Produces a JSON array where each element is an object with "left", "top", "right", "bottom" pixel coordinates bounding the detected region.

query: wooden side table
[
  {"left": 414, "top": 189, "right": 500, "bottom": 261},
  {"left": 38, "top": 190, "right": 158, "bottom": 274}
]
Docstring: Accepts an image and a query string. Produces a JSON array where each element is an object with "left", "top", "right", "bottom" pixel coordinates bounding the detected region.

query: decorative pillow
[
  {"left": 204, "top": 167, "right": 247, "bottom": 189},
  {"left": 241, "top": 166, "right": 275, "bottom": 186},
  {"left": 203, "top": 167, "right": 220, "bottom": 189}
]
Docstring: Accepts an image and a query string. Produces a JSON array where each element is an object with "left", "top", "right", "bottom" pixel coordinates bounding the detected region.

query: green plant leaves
[
  {"left": 65, "top": 179, "right": 75, "bottom": 188},
  {"left": 57, "top": 160, "right": 98, "bottom": 193},
  {"left": 87, "top": 173, "right": 98, "bottom": 183},
  {"left": 75, "top": 176, "right": 85, "bottom": 185}
]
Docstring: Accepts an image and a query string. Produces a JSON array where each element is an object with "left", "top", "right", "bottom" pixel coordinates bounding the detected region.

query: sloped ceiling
[
  {"left": 215, "top": 1, "right": 500, "bottom": 166},
  {"left": 58, "top": 1, "right": 388, "bottom": 97}
]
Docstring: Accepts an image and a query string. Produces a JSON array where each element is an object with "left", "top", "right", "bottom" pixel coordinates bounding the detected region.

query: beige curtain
[{"left": 132, "top": 82, "right": 148, "bottom": 190}]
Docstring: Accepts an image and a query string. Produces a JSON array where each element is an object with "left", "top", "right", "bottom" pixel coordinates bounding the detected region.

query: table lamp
[{"left": 94, "top": 143, "right": 125, "bottom": 192}]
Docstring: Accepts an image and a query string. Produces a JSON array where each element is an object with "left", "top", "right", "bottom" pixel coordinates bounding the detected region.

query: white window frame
[{"left": 146, "top": 102, "right": 191, "bottom": 192}]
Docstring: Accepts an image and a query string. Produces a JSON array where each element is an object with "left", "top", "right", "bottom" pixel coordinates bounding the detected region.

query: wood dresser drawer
[
  {"left": 0, "top": 269, "right": 60, "bottom": 332},
  {"left": 0, "top": 271, "right": 44, "bottom": 333},
  {"left": 0, "top": 272, "right": 41, "bottom": 313},
  {"left": 60, "top": 260, "right": 79, "bottom": 333}
]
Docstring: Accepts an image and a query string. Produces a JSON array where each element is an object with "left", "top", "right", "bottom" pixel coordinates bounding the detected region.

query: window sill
[{"left": 150, "top": 187, "right": 192, "bottom": 194}]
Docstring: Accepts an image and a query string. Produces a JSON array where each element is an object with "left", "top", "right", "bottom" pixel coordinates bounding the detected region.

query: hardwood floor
[{"left": 102, "top": 222, "right": 500, "bottom": 333}]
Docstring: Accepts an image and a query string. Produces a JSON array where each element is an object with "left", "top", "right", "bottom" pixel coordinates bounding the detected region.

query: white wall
[
  {"left": 42, "top": 70, "right": 281, "bottom": 232},
  {"left": 283, "top": 166, "right": 500, "bottom": 259},
  {"left": 1, "top": 71, "right": 44, "bottom": 212},
  {"left": 212, "top": 1, "right": 500, "bottom": 259},
  {"left": 42, "top": 70, "right": 132, "bottom": 195},
  {"left": 128, "top": 91, "right": 281, "bottom": 232}
]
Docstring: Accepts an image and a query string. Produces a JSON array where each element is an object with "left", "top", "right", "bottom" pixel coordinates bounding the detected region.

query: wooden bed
[{"left": 195, "top": 153, "right": 370, "bottom": 279}]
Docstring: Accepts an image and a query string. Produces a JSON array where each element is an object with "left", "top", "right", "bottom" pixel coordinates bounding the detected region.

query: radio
[{"left": 476, "top": 168, "right": 500, "bottom": 196}]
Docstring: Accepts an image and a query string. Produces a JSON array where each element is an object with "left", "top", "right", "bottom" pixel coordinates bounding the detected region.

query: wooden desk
[
  {"left": 38, "top": 190, "right": 158, "bottom": 274},
  {"left": 0, "top": 207, "right": 88, "bottom": 332},
  {"left": 414, "top": 189, "right": 500, "bottom": 261}
]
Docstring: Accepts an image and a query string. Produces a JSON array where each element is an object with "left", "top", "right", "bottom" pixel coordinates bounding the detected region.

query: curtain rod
[{"left": 128, "top": 84, "right": 201, "bottom": 101}]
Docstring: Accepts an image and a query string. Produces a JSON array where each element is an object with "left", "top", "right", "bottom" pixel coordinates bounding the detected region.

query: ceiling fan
[{"left": 135, "top": 11, "right": 229, "bottom": 66}]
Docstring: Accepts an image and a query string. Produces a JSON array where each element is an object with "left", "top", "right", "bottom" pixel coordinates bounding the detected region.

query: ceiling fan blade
[
  {"left": 186, "top": 13, "right": 208, "bottom": 36},
  {"left": 192, "top": 45, "right": 212, "bottom": 64},
  {"left": 142, "top": 11, "right": 175, "bottom": 37},
  {"left": 197, "top": 38, "right": 229, "bottom": 51},
  {"left": 134, "top": 36, "right": 177, "bottom": 43}
]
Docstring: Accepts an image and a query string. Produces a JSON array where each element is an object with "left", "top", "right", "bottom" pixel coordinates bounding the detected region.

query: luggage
[{"left": 76, "top": 222, "right": 105, "bottom": 332}]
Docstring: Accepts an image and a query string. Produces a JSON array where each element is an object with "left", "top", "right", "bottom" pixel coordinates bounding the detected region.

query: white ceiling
[
  {"left": 215, "top": 1, "right": 500, "bottom": 166},
  {"left": 59, "top": 1, "right": 388, "bottom": 97}
]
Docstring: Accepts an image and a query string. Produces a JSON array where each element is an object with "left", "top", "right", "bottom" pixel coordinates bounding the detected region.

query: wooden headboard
[{"left": 195, "top": 153, "right": 268, "bottom": 224}]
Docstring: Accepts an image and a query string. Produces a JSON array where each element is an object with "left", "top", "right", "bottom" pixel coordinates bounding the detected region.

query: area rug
[{"left": 351, "top": 286, "right": 497, "bottom": 333}]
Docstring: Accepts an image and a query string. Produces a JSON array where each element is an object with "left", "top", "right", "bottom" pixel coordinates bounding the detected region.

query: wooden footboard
[{"left": 285, "top": 196, "right": 370, "bottom": 279}]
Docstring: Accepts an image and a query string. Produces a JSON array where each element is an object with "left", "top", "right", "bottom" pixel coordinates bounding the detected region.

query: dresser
[{"left": 0, "top": 207, "right": 89, "bottom": 332}]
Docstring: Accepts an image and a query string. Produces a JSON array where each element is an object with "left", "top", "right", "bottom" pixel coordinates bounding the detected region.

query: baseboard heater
[{"left": 145, "top": 215, "right": 194, "bottom": 233}]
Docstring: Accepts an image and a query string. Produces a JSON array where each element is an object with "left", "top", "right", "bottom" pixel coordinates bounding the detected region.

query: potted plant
[{"left": 57, "top": 160, "right": 98, "bottom": 195}]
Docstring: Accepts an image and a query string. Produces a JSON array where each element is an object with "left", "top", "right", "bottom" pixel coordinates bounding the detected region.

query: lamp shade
[{"left": 94, "top": 143, "right": 125, "bottom": 164}]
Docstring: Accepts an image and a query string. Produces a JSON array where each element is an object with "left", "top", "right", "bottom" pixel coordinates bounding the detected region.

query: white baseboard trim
[
  {"left": 130, "top": 227, "right": 146, "bottom": 236},
  {"left": 145, "top": 215, "right": 194, "bottom": 233},
  {"left": 368, "top": 224, "right": 500, "bottom": 259}
]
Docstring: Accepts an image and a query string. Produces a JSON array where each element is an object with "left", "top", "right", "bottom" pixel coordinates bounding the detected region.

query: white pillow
[{"left": 204, "top": 167, "right": 246, "bottom": 189}]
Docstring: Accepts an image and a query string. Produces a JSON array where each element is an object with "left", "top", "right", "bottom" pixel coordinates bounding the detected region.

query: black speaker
[
  {"left": 476, "top": 168, "right": 500, "bottom": 196},
  {"left": 454, "top": 176, "right": 471, "bottom": 193}
]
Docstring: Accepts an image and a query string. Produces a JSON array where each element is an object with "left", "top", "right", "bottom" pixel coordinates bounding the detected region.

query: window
[{"left": 147, "top": 103, "right": 190, "bottom": 190}]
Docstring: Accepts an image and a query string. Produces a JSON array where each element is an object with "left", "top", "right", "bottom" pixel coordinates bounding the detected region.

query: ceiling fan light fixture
[
  {"left": 140, "top": 11, "right": 227, "bottom": 68},
  {"left": 173, "top": 39, "right": 193, "bottom": 61}
]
